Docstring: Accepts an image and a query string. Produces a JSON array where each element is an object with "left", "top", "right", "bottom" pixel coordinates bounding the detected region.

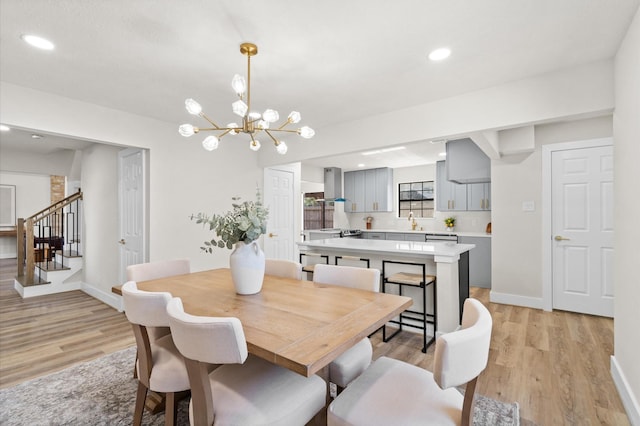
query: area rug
[{"left": 0, "top": 347, "right": 519, "bottom": 425}]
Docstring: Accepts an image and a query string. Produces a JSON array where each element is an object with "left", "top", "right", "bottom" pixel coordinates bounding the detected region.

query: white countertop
[
  {"left": 298, "top": 238, "right": 474, "bottom": 258},
  {"left": 360, "top": 229, "right": 492, "bottom": 238}
]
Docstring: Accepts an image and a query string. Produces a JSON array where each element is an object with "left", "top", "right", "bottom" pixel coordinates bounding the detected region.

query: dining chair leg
[
  {"left": 133, "top": 351, "right": 138, "bottom": 379},
  {"left": 133, "top": 381, "right": 148, "bottom": 426},
  {"left": 165, "top": 391, "right": 176, "bottom": 426}
]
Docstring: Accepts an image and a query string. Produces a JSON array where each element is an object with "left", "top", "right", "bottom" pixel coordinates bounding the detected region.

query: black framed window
[{"left": 398, "top": 181, "right": 434, "bottom": 218}]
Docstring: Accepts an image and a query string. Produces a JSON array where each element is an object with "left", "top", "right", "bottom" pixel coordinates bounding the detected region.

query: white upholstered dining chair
[
  {"left": 121, "top": 281, "right": 190, "bottom": 426},
  {"left": 126, "top": 258, "right": 191, "bottom": 378},
  {"left": 265, "top": 258, "right": 303, "bottom": 280},
  {"left": 327, "top": 298, "right": 493, "bottom": 426},
  {"left": 313, "top": 263, "right": 381, "bottom": 390},
  {"left": 166, "top": 297, "right": 326, "bottom": 426}
]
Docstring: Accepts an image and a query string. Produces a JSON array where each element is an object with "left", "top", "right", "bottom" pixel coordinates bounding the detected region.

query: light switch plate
[{"left": 522, "top": 201, "right": 535, "bottom": 211}]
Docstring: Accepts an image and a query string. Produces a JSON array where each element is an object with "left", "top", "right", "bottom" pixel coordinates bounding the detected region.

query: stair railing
[{"left": 17, "top": 191, "right": 83, "bottom": 285}]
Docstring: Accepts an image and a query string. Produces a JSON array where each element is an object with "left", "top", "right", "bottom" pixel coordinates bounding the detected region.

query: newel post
[
  {"left": 25, "top": 218, "right": 35, "bottom": 284},
  {"left": 16, "top": 218, "right": 25, "bottom": 278}
]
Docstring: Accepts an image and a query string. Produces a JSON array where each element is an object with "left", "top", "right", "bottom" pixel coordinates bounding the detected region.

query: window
[
  {"left": 303, "top": 192, "right": 334, "bottom": 229},
  {"left": 398, "top": 181, "right": 434, "bottom": 218}
]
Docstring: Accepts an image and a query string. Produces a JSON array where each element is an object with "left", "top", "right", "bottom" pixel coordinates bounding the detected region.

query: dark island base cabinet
[{"left": 458, "top": 251, "right": 469, "bottom": 324}]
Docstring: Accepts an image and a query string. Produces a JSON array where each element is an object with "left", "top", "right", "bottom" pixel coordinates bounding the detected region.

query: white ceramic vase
[{"left": 229, "top": 240, "right": 265, "bottom": 295}]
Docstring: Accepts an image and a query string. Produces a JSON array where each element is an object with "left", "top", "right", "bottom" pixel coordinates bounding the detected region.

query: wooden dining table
[{"left": 130, "top": 268, "right": 412, "bottom": 378}]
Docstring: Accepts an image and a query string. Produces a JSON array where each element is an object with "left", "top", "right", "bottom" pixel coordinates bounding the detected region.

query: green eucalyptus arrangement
[{"left": 191, "top": 188, "right": 269, "bottom": 252}]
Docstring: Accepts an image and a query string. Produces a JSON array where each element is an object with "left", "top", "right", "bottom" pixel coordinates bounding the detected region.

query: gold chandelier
[{"left": 178, "top": 42, "right": 315, "bottom": 155}]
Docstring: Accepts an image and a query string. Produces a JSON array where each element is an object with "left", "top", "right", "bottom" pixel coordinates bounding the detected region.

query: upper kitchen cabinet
[
  {"left": 445, "top": 138, "right": 491, "bottom": 184},
  {"left": 344, "top": 170, "right": 365, "bottom": 212},
  {"left": 467, "top": 182, "right": 491, "bottom": 211},
  {"left": 344, "top": 167, "right": 393, "bottom": 213},
  {"left": 436, "top": 161, "right": 467, "bottom": 211},
  {"left": 365, "top": 168, "right": 393, "bottom": 212}
]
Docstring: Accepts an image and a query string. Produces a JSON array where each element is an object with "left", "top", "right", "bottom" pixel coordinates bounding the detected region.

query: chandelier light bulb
[
  {"left": 185, "top": 98, "right": 202, "bottom": 115},
  {"left": 202, "top": 136, "right": 219, "bottom": 151},
  {"left": 232, "top": 100, "right": 248, "bottom": 117},
  {"left": 263, "top": 109, "right": 279, "bottom": 123},
  {"left": 231, "top": 74, "right": 246, "bottom": 96},
  {"left": 288, "top": 111, "right": 301, "bottom": 124},
  {"left": 227, "top": 123, "right": 239, "bottom": 135},
  {"left": 299, "top": 126, "right": 315, "bottom": 139},
  {"left": 257, "top": 120, "right": 269, "bottom": 130},
  {"left": 248, "top": 111, "right": 262, "bottom": 120},
  {"left": 250, "top": 140, "right": 261, "bottom": 151},
  {"left": 178, "top": 124, "right": 196, "bottom": 137},
  {"left": 276, "top": 141, "right": 288, "bottom": 155}
]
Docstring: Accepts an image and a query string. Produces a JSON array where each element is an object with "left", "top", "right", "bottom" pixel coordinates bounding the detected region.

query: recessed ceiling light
[
  {"left": 428, "top": 47, "right": 451, "bottom": 61},
  {"left": 439, "top": 152, "right": 447, "bottom": 157},
  {"left": 362, "top": 146, "right": 406, "bottom": 156},
  {"left": 0, "top": 124, "right": 10, "bottom": 132},
  {"left": 357, "top": 163, "right": 365, "bottom": 168},
  {"left": 31, "top": 134, "right": 44, "bottom": 139},
  {"left": 21, "top": 34, "right": 55, "bottom": 50}
]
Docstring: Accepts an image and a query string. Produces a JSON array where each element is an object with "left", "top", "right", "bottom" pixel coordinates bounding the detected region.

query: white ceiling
[{"left": 0, "top": 0, "right": 637, "bottom": 170}]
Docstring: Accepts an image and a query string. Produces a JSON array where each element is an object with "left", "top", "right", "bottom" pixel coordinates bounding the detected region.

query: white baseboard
[
  {"left": 0, "top": 253, "right": 17, "bottom": 259},
  {"left": 82, "top": 283, "right": 123, "bottom": 312},
  {"left": 489, "top": 291, "right": 544, "bottom": 309},
  {"left": 611, "top": 356, "right": 640, "bottom": 425}
]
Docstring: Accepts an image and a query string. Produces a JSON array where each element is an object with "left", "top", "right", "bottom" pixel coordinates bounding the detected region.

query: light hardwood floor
[
  {"left": 0, "top": 259, "right": 135, "bottom": 388},
  {"left": 0, "top": 259, "right": 629, "bottom": 425}
]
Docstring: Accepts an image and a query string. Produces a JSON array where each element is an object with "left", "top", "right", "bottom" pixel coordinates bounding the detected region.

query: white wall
[
  {"left": 0, "top": 147, "right": 75, "bottom": 177},
  {"left": 0, "top": 171, "right": 50, "bottom": 258},
  {"left": 80, "top": 144, "right": 120, "bottom": 299},
  {"left": 613, "top": 6, "right": 640, "bottom": 423},
  {"left": 259, "top": 59, "right": 614, "bottom": 168},
  {"left": 0, "top": 171, "right": 50, "bottom": 220},
  {"left": 491, "top": 115, "right": 613, "bottom": 304}
]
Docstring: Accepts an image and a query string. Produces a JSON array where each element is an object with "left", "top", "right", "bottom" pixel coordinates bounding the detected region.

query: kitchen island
[{"left": 297, "top": 238, "right": 474, "bottom": 335}]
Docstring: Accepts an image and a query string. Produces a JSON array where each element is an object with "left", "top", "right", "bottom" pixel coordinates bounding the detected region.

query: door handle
[
  {"left": 554, "top": 235, "right": 571, "bottom": 241},
  {"left": 118, "top": 239, "right": 126, "bottom": 245},
  {"left": 268, "top": 233, "right": 278, "bottom": 238}
]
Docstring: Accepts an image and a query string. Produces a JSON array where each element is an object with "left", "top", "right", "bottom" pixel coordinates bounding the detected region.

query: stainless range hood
[{"left": 324, "top": 167, "right": 342, "bottom": 199}]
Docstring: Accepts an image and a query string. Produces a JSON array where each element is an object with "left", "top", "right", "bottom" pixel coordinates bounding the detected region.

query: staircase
[{"left": 14, "top": 191, "right": 84, "bottom": 298}]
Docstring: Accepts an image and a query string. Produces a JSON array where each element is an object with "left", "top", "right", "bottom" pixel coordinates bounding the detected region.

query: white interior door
[
  {"left": 263, "top": 168, "right": 294, "bottom": 260},
  {"left": 118, "top": 148, "right": 147, "bottom": 284},
  {"left": 551, "top": 144, "right": 614, "bottom": 317}
]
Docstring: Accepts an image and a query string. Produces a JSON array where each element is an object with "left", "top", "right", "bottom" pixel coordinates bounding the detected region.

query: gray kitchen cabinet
[
  {"left": 402, "top": 233, "right": 426, "bottom": 241},
  {"left": 344, "top": 169, "right": 365, "bottom": 212},
  {"left": 383, "top": 232, "right": 426, "bottom": 241},
  {"left": 458, "top": 236, "right": 491, "bottom": 288},
  {"left": 436, "top": 161, "right": 467, "bottom": 211},
  {"left": 384, "top": 232, "right": 402, "bottom": 241},
  {"left": 345, "top": 167, "right": 393, "bottom": 213},
  {"left": 362, "top": 232, "right": 386, "bottom": 240},
  {"left": 364, "top": 168, "right": 393, "bottom": 212},
  {"left": 467, "top": 182, "right": 491, "bottom": 211}
]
